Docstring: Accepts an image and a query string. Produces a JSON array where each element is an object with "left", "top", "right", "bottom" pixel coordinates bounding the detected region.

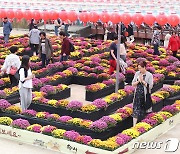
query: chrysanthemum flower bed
[{"left": 0, "top": 100, "right": 179, "bottom": 151}]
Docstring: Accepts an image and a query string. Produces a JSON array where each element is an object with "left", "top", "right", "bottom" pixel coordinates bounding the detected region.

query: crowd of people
[
  {"left": 1, "top": 17, "right": 73, "bottom": 111},
  {"left": 1, "top": 17, "right": 180, "bottom": 123}
]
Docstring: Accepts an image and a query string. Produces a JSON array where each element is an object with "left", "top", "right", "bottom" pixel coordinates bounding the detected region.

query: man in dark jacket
[
  {"left": 59, "top": 31, "right": 70, "bottom": 61},
  {"left": 107, "top": 27, "right": 117, "bottom": 41},
  {"left": 126, "top": 23, "right": 135, "bottom": 43},
  {"left": 3, "top": 17, "right": 12, "bottom": 43}
]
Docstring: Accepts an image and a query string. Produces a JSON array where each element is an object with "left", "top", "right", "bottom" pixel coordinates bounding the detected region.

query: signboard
[{"left": 0, "top": 112, "right": 179, "bottom": 154}]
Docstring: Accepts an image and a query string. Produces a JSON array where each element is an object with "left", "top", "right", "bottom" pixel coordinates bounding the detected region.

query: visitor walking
[
  {"left": 109, "top": 35, "right": 118, "bottom": 75},
  {"left": 126, "top": 23, "right": 135, "bottom": 44},
  {"left": 132, "top": 61, "right": 153, "bottom": 126},
  {"left": 38, "top": 32, "right": 53, "bottom": 68},
  {"left": 3, "top": 17, "right": 12, "bottom": 43},
  {"left": 1, "top": 46, "right": 21, "bottom": 87},
  {"left": 120, "top": 35, "right": 127, "bottom": 62},
  {"left": 19, "top": 55, "right": 34, "bottom": 111},
  {"left": 164, "top": 32, "right": 171, "bottom": 48},
  {"left": 116, "top": 23, "right": 126, "bottom": 37},
  {"left": 167, "top": 31, "right": 180, "bottom": 59},
  {"left": 64, "top": 20, "right": 70, "bottom": 36},
  {"left": 29, "top": 19, "right": 35, "bottom": 31},
  {"left": 59, "top": 31, "right": 70, "bottom": 62},
  {"left": 54, "top": 18, "right": 62, "bottom": 36},
  {"left": 109, "top": 35, "right": 127, "bottom": 75},
  {"left": 151, "top": 26, "right": 161, "bottom": 55},
  {"left": 29, "top": 25, "right": 40, "bottom": 56}
]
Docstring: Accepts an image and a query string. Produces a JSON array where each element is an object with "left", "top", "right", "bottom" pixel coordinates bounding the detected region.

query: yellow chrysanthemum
[
  {"left": 68, "top": 118, "right": 83, "bottom": 125},
  {"left": 103, "top": 98, "right": 113, "bottom": 104},
  {"left": 52, "top": 129, "right": 66, "bottom": 138},
  {"left": 168, "top": 72, "right": 176, "bottom": 77},
  {"left": 63, "top": 70, "right": 73, "bottom": 76},
  {"left": 33, "top": 92, "right": 44, "bottom": 98},
  {"left": 6, "top": 105, "right": 22, "bottom": 114},
  {"left": 47, "top": 100, "right": 58, "bottom": 107},
  {"left": 1, "top": 77, "right": 10, "bottom": 83},
  {"left": 79, "top": 120, "right": 92, "bottom": 128},
  {"left": 175, "top": 100, "right": 180, "bottom": 105},
  {"left": 57, "top": 100, "right": 69, "bottom": 107},
  {"left": 89, "top": 139, "right": 103, "bottom": 148},
  {"left": 123, "top": 106, "right": 133, "bottom": 115},
  {"left": 102, "top": 141, "right": 118, "bottom": 150},
  {"left": 81, "top": 104, "right": 97, "bottom": 112},
  {"left": 109, "top": 113, "right": 122, "bottom": 121},
  {"left": 134, "top": 122, "right": 152, "bottom": 131},
  {"left": 118, "top": 90, "right": 127, "bottom": 97},
  {"left": 159, "top": 111, "right": 173, "bottom": 118},
  {"left": 0, "top": 117, "right": 13, "bottom": 126},
  {"left": 122, "top": 128, "right": 140, "bottom": 138}
]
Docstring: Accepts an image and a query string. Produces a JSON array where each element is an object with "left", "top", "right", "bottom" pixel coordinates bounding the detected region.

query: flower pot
[
  {"left": 6, "top": 92, "right": 20, "bottom": 104},
  {"left": 151, "top": 81, "right": 163, "bottom": 93},
  {"left": 164, "top": 76, "right": 180, "bottom": 84},
  {"left": 36, "top": 72, "right": 49, "bottom": 78},
  {"left": 47, "top": 68, "right": 64, "bottom": 76},
  {"left": 125, "top": 74, "right": 134, "bottom": 83},
  {"left": 72, "top": 76, "right": 102, "bottom": 85},
  {"left": 85, "top": 82, "right": 125, "bottom": 101},
  {"left": 46, "top": 88, "right": 71, "bottom": 100},
  {"left": 165, "top": 92, "right": 180, "bottom": 106},
  {"left": 152, "top": 100, "right": 164, "bottom": 112},
  {"left": 32, "top": 87, "right": 41, "bottom": 92},
  {"left": 0, "top": 84, "right": 11, "bottom": 90},
  {"left": 51, "top": 76, "right": 72, "bottom": 86}
]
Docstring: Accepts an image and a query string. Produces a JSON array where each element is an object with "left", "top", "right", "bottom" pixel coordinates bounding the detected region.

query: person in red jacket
[
  {"left": 167, "top": 31, "right": 180, "bottom": 59},
  {"left": 59, "top": 31, "right": 70, "bottom": 62}
]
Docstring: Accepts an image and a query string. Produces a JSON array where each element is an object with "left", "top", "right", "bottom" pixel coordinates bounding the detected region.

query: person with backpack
[
  {"left": 38, "top": 32, "right": 53, "bottom": 68},
  {"left": 1, "top": 46, "right": 21, "bottom": 87},
  {"left": 59, "top": 31, "right": 74, "bottom": 62},
  {"left": 19, "top": 55, "right": 34, "bottom": 111},
  {"left": 29, "top": 25, "right": 40, "bottom": 56}
]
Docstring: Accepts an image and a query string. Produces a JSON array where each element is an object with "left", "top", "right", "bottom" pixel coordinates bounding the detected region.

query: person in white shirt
[
  {"left": 29, "top": 25, "right": 40, "bottom": 56},
  {"left": 1, "top": 46, "right": 21, "bottom": 87},
  {"left": 164, "top": 32, "right": 171, "bottom": 48},
  {"left": 19, "top": 55, "right": 34, "bottom": 111}
]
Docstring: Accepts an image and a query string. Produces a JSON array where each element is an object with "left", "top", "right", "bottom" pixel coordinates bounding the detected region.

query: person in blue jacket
[{"left": 3, "top": 17, "right": 12, "bottom": 43}]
